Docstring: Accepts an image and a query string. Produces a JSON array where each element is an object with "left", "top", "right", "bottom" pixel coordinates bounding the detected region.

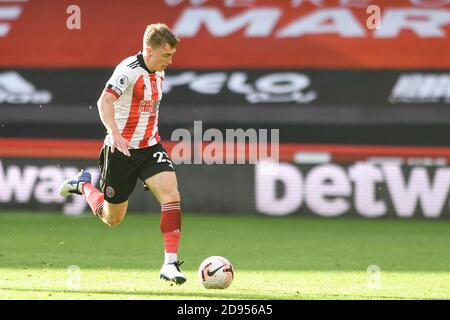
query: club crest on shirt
[{"left": 105, "top": 186, "right": 115, "bottom": 198}]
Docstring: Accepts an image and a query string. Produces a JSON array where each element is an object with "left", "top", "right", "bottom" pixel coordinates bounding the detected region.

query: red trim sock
[
  {"left": 82, "top": 183, "right": 104, "bottom": 216},
  {"left": 160, "top": 201, "right": 181, "bottom": 254}
]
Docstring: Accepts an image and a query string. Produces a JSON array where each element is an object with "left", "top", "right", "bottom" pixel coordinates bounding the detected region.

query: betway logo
[
  {"left": 0, "top": 161, "right": 100, "bottom": 215},
  {"left": 256, "top": 162, "right": 450, "bottom": 218},
  {"left": 174, "top": 7, "right": 450, "bottom": 38},
  {"left": 0, "top": 71, "right": 52, "bottom": 104},
  {"left": 0, "top": 5, "right": 22, "bottom": 37}
]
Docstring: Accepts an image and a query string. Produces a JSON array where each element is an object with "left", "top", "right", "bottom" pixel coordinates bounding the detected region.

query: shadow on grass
[
  {"left": 1, "top": 286, "right": 430, "bottom": 300},
  {"left": 0, "top": 286, "right": 288, "bottom": 300}
]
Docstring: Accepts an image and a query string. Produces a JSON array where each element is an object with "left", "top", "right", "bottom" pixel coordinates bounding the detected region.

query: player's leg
[
  {"left": 139, "top": 143, "right": 185, "bottom": 284},
  {"left": 59, "top": 145, "right": 136, "bottom": 226},
  {"left": 82, "top": 182, "right": 128, "bottom": 226},
  {"left": 59, "top": 170, "right": 129, "bottom": 226},
  {"left": 145, "top": 171, "right": 180, "bottom": 204},
  {"left": 102, "top": 201, "right": 128, "bottom": 225},
  {"left": 145, "top": 170, "right": 186, "bottom": 284}
]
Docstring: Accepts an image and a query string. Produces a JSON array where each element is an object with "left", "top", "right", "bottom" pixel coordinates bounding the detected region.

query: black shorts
[{"left": 98, "top": 143, "right": 175, "bottom": 204}]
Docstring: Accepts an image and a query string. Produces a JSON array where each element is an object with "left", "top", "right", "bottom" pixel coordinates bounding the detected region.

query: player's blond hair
[{"left": 143, "top": 23, "right": 180, "bottom": 49}]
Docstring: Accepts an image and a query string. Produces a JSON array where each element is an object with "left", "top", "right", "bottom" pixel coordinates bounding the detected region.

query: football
[{"left": 198, "top": 256, "right": 234, "bottom": 289}]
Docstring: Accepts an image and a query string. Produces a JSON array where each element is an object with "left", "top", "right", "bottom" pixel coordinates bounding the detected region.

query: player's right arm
[
  {"left": 99, "top": 61, "right": 136, "bottom": 157},
  {"left": 97, "top": 91, "right": 131, "bottom": 157}
]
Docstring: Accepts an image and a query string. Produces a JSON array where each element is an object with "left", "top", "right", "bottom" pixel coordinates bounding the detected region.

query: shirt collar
[{"left": 137, "top": 51, "right": 153, "bottom": 74}]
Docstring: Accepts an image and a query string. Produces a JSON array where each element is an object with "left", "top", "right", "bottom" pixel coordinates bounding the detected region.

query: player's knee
[
  {"left": 104, "top": 214, "right": 124, "bottom": 226},
  {"left": 170, "top": 188, "right": 180, "bottom": 200},
  {"left": 102, "top": 202, "right": 127, "bottom": 226},
  {"left": 162, "top": 188, "right": 180, "bottom": 203}
]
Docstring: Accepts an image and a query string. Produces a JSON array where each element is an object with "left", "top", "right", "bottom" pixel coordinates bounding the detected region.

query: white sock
[
  {"left": 78, "top": 182, "right": 85, "bottom": 194},
  {"left": 164, "top": 252, "right": 177, "bottom": 264}
]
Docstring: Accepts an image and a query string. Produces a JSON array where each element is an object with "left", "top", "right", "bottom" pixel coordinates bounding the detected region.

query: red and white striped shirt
[{"left": 103, "top": 52, "right": 164, "bottom": 149}]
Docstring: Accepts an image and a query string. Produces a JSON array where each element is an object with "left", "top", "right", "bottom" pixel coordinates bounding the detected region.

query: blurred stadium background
[{"left": 1, "top": 0, "right": 450, "bottom": 300}]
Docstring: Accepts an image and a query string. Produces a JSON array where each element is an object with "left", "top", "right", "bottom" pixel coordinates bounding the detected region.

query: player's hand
[{"left": 111, "top": 131, "right": 131, "bottom": 157}]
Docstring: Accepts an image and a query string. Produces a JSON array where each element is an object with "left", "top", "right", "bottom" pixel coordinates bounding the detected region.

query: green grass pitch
[{"left": 1, "top": 212, "right": 450, "bottom": 300}]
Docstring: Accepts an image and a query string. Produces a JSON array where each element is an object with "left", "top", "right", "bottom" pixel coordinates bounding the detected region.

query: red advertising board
[
  {"left": 1, "top": 138, "right": 450, "bottom": 164},
  {"left": 0, "top": 0, "right": 449, "bottom": 68}
]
